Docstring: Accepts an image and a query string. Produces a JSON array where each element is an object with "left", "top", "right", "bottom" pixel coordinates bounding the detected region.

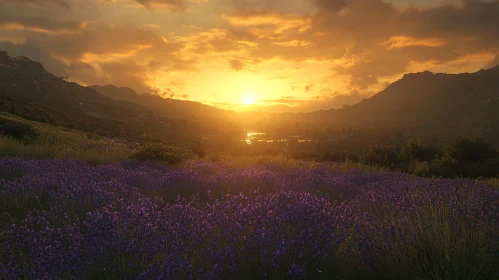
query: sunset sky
[{"left": 1, "top": 0, "right": 498, "bottom": 112}]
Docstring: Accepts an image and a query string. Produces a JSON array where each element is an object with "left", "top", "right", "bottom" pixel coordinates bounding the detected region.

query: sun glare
[{"left": 243, "top": 95, "right": 256, "bottom": 105}]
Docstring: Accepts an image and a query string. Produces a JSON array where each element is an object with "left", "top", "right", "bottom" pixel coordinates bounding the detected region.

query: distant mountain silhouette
[
  {"left": 2, "top": 50, "right": 499, "bottom": 145},
  {"left": 326, "top": 66, "right": 499, "bottom": 142},
  {"left": 89, "top": 85, "right": 234, "bottom": 123},
  {"left": 0, "top": 51, "right": 213, "bottom": 143}
]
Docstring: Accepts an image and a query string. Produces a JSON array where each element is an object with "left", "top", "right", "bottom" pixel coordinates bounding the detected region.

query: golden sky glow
[{"left": 0, "top": 0, "right": 498, "bottom": 112}]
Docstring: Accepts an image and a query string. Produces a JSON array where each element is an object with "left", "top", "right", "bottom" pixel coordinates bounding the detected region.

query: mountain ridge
[
  {"left": 89, "top": 84, "right": 235, "bottom": 123},
  {"left": 2, "top": 50, "right": 499, "bottom": 145},
  {"left": 0, "top": 51, "right": 213, "bottom": 143}
]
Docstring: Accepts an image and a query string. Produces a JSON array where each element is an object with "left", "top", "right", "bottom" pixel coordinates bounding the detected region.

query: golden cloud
[{"left": 384, "top": 36, "right": 447, "bottom": 49}]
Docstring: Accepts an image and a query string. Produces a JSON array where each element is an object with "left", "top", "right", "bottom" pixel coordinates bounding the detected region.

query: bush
[
  {"left": 291, "top": 151, "right": 317, "bottom": 160},
  {"left": 86, "top": 133, "right": 101, "bottom": 141},
  {"left": 462, "top": 157, "right": 499, "bottom": 178},
  {"left": 404, "top": 141, "right": 440, "bottom": 162},
  {"left": 427, "top": 156, "right": 461, "bottom": 178},
  {"left": 318, "top": 151, "right": 348, "bottom": 162},
  {"left": 192, "top": 143, "right": 206, "bottom": 158},
  {"left": 345, "top": 152, "right": 360, "bottom": 163},
  {"left": 361, "top": 145, "right": 409, "bottom": 169},
  {"left": 445, "top": 137, "right": 498, "bottom": 164},
  {"left": 0, "top": 118, "right": 39, "bottom": 144},
  {"left": 131, "top": 143, "right": 192, "bottom": 165},
  {"left": 409, "top": 160, "right": 430, "bottom": 177},
  {"left": 208, "top": 154, "right": 223, "bottom": 162}
]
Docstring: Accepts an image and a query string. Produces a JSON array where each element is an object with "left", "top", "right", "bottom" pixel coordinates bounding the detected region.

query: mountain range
[
  {"left": 327, "top": 67, "right": 499, "bottom": 143},
  {"left": 1, "top": 50, "right": 499, "bottom": 146}
]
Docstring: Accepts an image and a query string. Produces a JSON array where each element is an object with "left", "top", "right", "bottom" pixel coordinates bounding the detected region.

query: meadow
[
  {"left": 0, "top": 113, "right": 134, "bottom": 165},
  {"left": 1, "top": 156, "right": 499, "bottom": 279},
  {"left": 1, "top": 114, "right": 499, "bottom": 279}
]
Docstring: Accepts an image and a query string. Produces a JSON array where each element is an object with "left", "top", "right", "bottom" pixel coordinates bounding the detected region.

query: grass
[
  {"left": 0, "top": 113, "right": 133, "bottom": 165},
  {"left": 200, "top": 152, "right": 392, "bottom": 173},
  {"left": 207, "top": 152, "right": 304, "bottom": 168},
  {"left": 479, "top": 177, "right": 499, "bottom": 189}
]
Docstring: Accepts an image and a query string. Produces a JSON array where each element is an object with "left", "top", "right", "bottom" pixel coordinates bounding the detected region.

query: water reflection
[{"left": 243, "top": 132, "right": 313, "bottom": 145}]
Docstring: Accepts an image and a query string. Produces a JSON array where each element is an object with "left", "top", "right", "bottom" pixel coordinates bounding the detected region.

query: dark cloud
[
  {"left": 99, "top": 60, "right": 153, "bottom": 94},
  {"left": 0, "top": 18, "right": 197, "bottom": 93},
  {"left": 310, "top": 0, "right": 499, "bottom": 88},
  {"left": 66, "top": 61, "right": 108, "bottom": 86},
  {"left": 220, "top": 0, "right": 499, "bottom": 89},
  {"left": 0, "top": 0, "right": 69, "bottom": 8},
  {"left": 215, "top": 0, "right": 301, "bottom": 13},
  {"left": 399, "top": 1, "right": 499, "bottom": 42},
  {"left": 0, "top": 11, "right": 81, "bottom": 33},
  {"left": 309, "top": 0, "right": 350, "bottom": 12},
  {"left": 28, "top": 22, "right": 164, "bottom": 59},
  {"left": 229, "top": 59, "right": 245, "bottom": 71},
  {"left": 0, "top": 40, "right": 66, "bottom": 76},
  {"left": 0, "top": 40, "right": 109, "bottom": 86}
]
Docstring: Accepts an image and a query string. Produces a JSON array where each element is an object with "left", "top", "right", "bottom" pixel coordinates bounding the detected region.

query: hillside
[
  {"left": 0, "top": 51, "right": 231, "bottom": 144},
  {"left": 0, "top": 51, "right": 164, "bottom": 139},
  {"left": 316, "top": 67, "right": 499, "bottom": 143},
  {"left": 89, "top": 85, "right": 235, "bottom": 123}
]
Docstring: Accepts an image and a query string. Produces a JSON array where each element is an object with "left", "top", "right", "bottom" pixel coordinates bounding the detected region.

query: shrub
[
  {"left": 427, "top": 156, "right": 461, "bottom": 178},
  {"left": 86, "top": 133, "right": 101, "bottom": 141},
  {"left": 404, "top": 141, "right": 440, "bottom": 162},
  {"left": 192, "top": 143, "right": 206, "bottom": 158},
  {"left": 409, "top": 160, "right": 431, "bottom": 177},
  {"left": 291, "top": 151, "right": 317, "bottom": 160},
  {"left": 131, "top": 143, "right": 192, "bottom": 165},
  {"left": 318, "top": 151, "right": 348, "bottom": 162},
  {"left": 0, "top": 118, "right": 39, "bottom": 144},
  {"left": 345, "top": 152, "right": 360, "bottom": 163},
  {"left": 445, "top": 137, "right": 498, "bottom": 164},
  {"left": 208, "top": 154, "right": 223, "bottom": 162},
  {"left": 361, "top": 145, "right": 409, "bottom": 169},
  {"left": 462, "top": 157, "right": 499, "bottom": 178}
]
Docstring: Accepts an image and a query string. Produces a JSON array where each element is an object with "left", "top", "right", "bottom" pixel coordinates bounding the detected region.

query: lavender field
[{"left": 1, "top": 156, "right": 498, "bottom": 279}]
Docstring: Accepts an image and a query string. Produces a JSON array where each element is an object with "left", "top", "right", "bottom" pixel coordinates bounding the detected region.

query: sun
[{"left": 242, "top": 95, "right": 256, "bottom": 105}]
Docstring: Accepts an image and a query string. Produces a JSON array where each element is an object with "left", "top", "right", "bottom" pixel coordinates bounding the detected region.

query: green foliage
[
  {"left": 350, "top": 191, "right": 499, "bottom": 279},
  {"left": 337, "top": 136, "right": 499, "bottom": 179},
  {"left": 131, "top": 143, "right": 192, "bottom": 164},
  {"left": 409, "top": 160, "right": 431, "bottom": 177},
  {"left": 481, "top": 177, "right": 499, "bottom": 189},
  {"left": 445, "top": 136, "right": 498, "bottom": 164},
  {"left": 0, "top": 114, "right": 132, "bottom": 164}
]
